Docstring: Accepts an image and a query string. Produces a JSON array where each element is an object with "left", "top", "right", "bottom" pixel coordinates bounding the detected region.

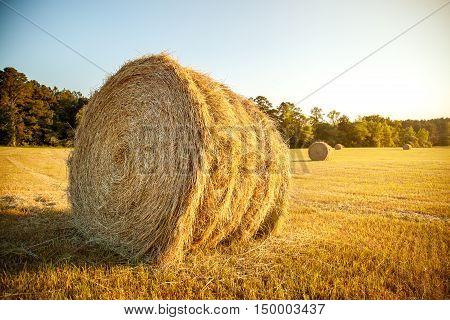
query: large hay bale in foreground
[
  {"left": 68, "top": 54, "right": 290, "bottom": 263},
  {"left": 403, "top": 144, "right": 412, "bottom": 150},
  {"left": 335, "top": 144, "right": 344, "bottom": 150},
  {"left": 308, "top": 142, "right": 332, "bottom": 161}
]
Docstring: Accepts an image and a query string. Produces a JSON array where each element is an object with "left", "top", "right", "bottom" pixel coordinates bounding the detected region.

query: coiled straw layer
[
  {"left": 403, "top": 144, "right": 412, "bottom": 150},
  {"left": 68, "top": 54, "right": 290, "bottom": 263},
  {"left": 308, "top": 142, "right": 332, "bottom": 161}
]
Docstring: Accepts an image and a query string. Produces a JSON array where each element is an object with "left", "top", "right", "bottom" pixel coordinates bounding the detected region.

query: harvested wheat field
[{"left": 0, "top": 146, "right": 449, "bottom": 299}]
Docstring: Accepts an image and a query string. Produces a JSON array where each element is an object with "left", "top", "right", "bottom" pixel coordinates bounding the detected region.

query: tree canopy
[
  {"left": 251, "top": 95, "right": 447, "bottom": 148},
  {"left": 0, "top": 67, "right": 88, "bottom": 146},
  {"left": 0, "top": 68, "right": 447, "bottom": 148}
]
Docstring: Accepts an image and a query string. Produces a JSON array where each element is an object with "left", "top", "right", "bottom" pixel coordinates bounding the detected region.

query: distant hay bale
[
  {"left": 403, "top": 144, "right": 412, "bottom": 150},
  {"left": 68, "top": 54, "right": 290, "bottom": 263},
  {"left": 308, "top": 142, "right": 332, "bottom": 161},
  {"left": 335, "top": 144, "right": 344, "bottom": 150}
]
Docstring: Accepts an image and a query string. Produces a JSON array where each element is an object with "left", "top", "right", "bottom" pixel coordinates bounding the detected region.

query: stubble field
[{"left": 0, "top": 146, "right": 448, "bottom": 299}]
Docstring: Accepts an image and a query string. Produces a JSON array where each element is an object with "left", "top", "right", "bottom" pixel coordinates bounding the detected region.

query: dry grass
[
  {"left": 1, "top": 146, "right": 449, "bottom": 299},
  {"left": 69, "top": 54, "right": 290, "bottom": 263}
]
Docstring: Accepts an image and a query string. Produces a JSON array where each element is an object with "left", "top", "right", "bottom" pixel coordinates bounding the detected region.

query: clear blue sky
[{"left": 1, "top": 0, "right": 449, "bottom": 120}]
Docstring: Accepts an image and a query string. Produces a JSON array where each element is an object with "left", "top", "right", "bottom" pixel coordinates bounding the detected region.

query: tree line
[
  {"left": 251, "top": 96, "right": 448, "bottom": 148},
  {"left": 0, "top": 67, "right": 87, "bottom": 146},
  {"left": 0, "top": 67, "right": 447, "bottom": 148}
]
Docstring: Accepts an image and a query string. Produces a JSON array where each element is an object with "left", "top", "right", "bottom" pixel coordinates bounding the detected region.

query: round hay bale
[
  {"left": 403, "top": 144, "right": 412, "bottom": 150},
  {"left": 308, "top": 142, "right": 332, "bottom": 161},
  {"left": 335, "top": 144, "right": 344, "bottom": 150},
  {"left": 68, "top": 54, "right": 290, "bottom": 263}
]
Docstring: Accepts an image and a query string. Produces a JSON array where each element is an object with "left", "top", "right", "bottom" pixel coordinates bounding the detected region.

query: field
[{"left": 0, "top": 146, "right": 448, "bottom": 299}]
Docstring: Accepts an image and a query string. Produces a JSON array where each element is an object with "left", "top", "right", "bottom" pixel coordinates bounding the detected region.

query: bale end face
[
  {"left": 335, "top": 144, "right": 344, "bottom": 150},
  {"left": 403, "top": 144, "right": 412, "bottom": 150},
  {"left": 308, "top": 142, "right": 332, "bottom": 161}
]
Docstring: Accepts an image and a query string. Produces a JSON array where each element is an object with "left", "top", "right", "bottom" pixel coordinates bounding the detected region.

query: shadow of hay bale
[
  {"left": 0, "top": 195, "right": 22, "bottom": 209},
  {"left": 0, "top": 207, "right": 127, "bottom": 274}
]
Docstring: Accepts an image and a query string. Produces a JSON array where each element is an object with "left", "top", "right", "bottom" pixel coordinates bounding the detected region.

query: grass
[{"left": 0, "top": 146, "right": 448, "bottom": 299}]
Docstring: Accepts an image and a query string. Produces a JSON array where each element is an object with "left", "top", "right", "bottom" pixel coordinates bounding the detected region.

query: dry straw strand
[{"left": 68, "top": 53, "right": 290, "bottom": 263}]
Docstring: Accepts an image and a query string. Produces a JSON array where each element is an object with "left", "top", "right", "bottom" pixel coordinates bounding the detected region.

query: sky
[{"left": 0, "top": 0, "right": 449, "bottom": 120}]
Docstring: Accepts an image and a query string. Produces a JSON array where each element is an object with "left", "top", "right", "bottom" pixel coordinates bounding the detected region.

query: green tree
[
  {"left": 314, "top": 122, "right": 337, "bottom": 146},
  {"left": 436, "top": 119, "right": 449, "bottom": 146},
  {"left": 388, "top": 120, "right": 401, "bottom": 146},
  {"left": 0, "top": 67, "right": 32, "bottom": 146},
  {"left": 22, "top": 81, "right": 56, "bottom": 144},
  {"left": 381, "top": 123, "right": 394, "bottom": 147},
  {"left": 22, "top": 100, "right": 54, "bottom": 145},
  {"left": 336, "top": 115, "right": 352, "bottom": 146},
  {"left": 327, "top": 109, "right": 341, "bottom": 126},
  {"left": 277, "top": 102, "right": 312, "bottom": 148},
  {"left": 416, "top": 128, "right": 431, "bottom": 147},
  {"left": 251, "top": 96, "right": 277, "bottom": 119},
  {"left": 401, "top": 118, "right": 448, "bottom": 146},
  {"left": 310, "top": 106, "right": 324, "bottom": 127},
  {"left": 52, "top": 90, "right": 88, "bottom": 144},
  {"left": 349, "top": 120, "right": 369, "bottom": 147},
  {"left": 277, "top": 102, "right": 297, "bottom": 147},
  {"left": 401, "top": 126, "right": 419, "bottom": 147}
]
